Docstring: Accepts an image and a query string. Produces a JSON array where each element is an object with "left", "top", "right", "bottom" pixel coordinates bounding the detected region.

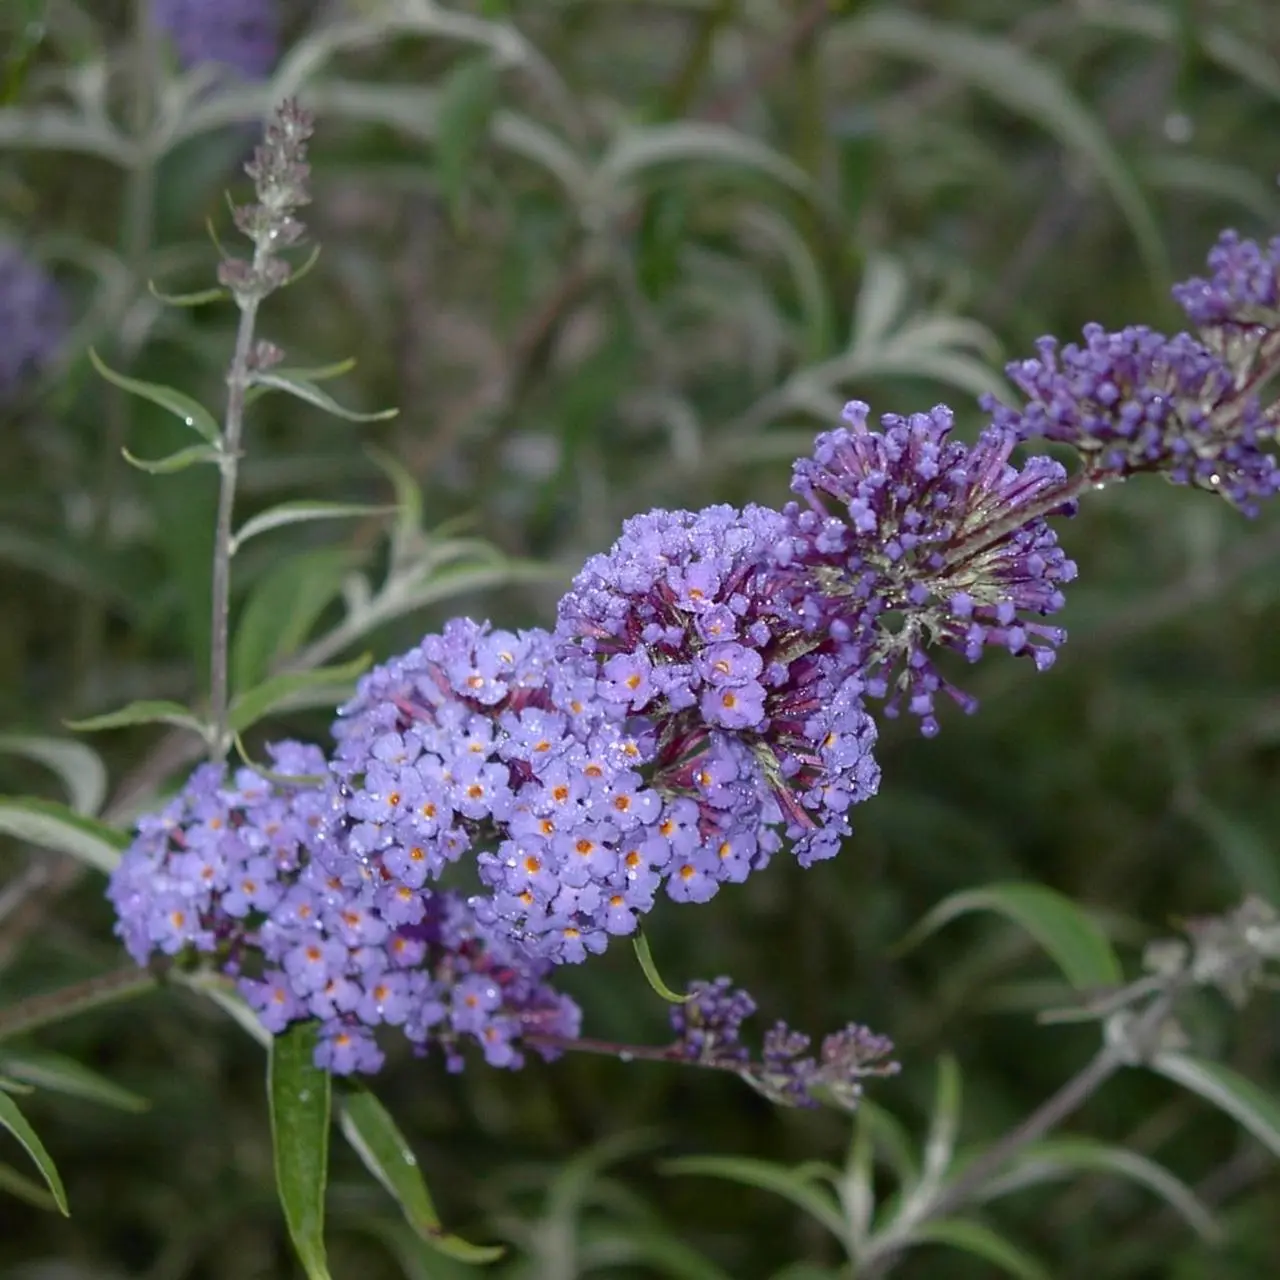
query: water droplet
[{"left": 618, "top": 1051, "right": 634, "bottom": 1064}]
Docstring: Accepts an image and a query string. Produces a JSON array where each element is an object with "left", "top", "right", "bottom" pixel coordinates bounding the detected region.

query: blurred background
[{"left": 2, "top": 0, "right": 1280, "bottom": 1276}]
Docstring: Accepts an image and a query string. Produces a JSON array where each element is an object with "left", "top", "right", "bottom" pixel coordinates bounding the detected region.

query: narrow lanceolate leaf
[
  {"left": 922, "top": 1055, "right": 962, "bottom": 1187},
  {"left": 0, "top": 798, "right": 128, "bottom": 873},
  {"left": 661, "top": 1156, "right": 847, "bottom": 1241},
  {"left": 230, "top": 501, "right": 396, "bottom": 555},
  {"left": 66, "top": 699, "right": 208, "bottom": 737},
  {"left": 338, "top": 1087, "right": 504, "bottom": 1263},
  {"left": 269, "top": 1022, "right": 333, "bottom": 1280},
  {"left": 0, "top": 734, "right": 107, "bottom": 815},
  {"left": 228, "top": 654, "right": 372, "bottom": 734},
  {"left": 0, "top": 1160, "right": 59, "bottom": 1212},
  {"left": 0, "top": 1091, "right": 68, "bottom": 1216},
  {"left": 633, "top": 930, "right": 691, "bottom": 1004},
  {"left": 88, "top": 349, "right": 221, "bottom": 444},
  {"left": 244, "top": 359, "right": 357, "bottom": 408},
  {"left": 976, "top": 1137, "right": 1218, "bottom": 1241},
  {"left": 365, "top": 445, "right": 424, "bottom": 566},
  {"left": 0, "top": 1050, "right": 148, "bottom": 1113},
  {"left": 122, "top": 443, "right": 222, "bottom": 475},
  {"left": 434, "top": 56, "right": 500, "bottom": 223},
  {"left": 147, "top": 281, "right": 229, "bottom": 307},
  {"left": 232, "top": 548, "right": 361, "bottom": 689},
  {"left": 1151, "top": 1053, "right": 1280, "bottom": 1158},
  {"left": 247, "top": 371, "right": 398, "bottom": 423},
  {"left": 894, "top": 882, "right": 1122, "bottom": 991},
  {"left": 907, "top": 1218, "right": 1050, "bottom": 1280}
]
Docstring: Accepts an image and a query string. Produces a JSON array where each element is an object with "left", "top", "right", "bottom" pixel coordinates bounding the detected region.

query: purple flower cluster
[
  {"left": 669, "top": 979, "right": 899, "bottom": 1108},
  {"left": 151, "top": 0, "right": 279, "bottom": 81},
  {"left": 784, "top": 403, "right": 1078, "bottom": 736},
  {"left": 556, "top": 505, "right": 880, "bottom": 862},
  {"left": 107, "top": 742, "right": 579, "bottom": 1074},
  {"left": 0, "top": 240, "right": 66, "bottom": 400},
  {"left": 985, "top": 324, "right": 1279, "bottom": 514},
  {"left": 1174, "top": 230, "right": 1280, "bottom": 327}
]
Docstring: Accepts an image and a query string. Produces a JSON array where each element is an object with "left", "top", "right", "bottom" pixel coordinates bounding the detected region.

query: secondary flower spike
[
  {"left": 985, "top": 324, "right": 1280, "bottom": 514},
  {"left": 785, "top": 402, "right": 1077, "bottom": 736}
]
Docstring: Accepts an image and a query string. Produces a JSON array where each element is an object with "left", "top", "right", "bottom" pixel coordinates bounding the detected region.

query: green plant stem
[
  {"left": 661, "top": 0, "right": 736, "bottom": 120},
  {"left": 0, "top": 966, "right": 160, "bottom": 1043},
  {"left": 858, "top": 987, "right": 1182, "bottom": 1277},
  {"left": 209, "top": 293, "right": 263, "bottom": 760}
]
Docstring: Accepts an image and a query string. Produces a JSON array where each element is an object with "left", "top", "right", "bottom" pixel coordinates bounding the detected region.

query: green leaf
[
  {"left": 66, "top": 699, "right": 208, "bottom": 737},
  {"left": 894, "top": 882, "right": 1122, "bottom": 991},
  {"left": 909, "top": 1218, "right": 1050, "bottom": 1280},
  {"left": 338, "top": 1087, "right": 503, "bottom": 1263},
  {"left": 247, "top": 371, "right": 398, "bottom": 423},
  {"left": 0, "top": 734, "right": 107, "bottom": 816},
  {"left": 598, "top": 122, "right": 815, "bottom": 202},
  {"left": 0, "top": 1076, "right": 33, "bottom": 1094},
  {"left": 434, "top": 56, "right": 500, "bottom": 223},
  {"left": 269, "top": 1022, "right": 332, "bottom": 1280},
  {"left": 922, "top": 1055, "right": 962, "bottom": 1187},
  {"left": 0, "top": 1160, "right": 59, "bottom": 1212},
  {"left": 232, "top": 548, "right": 360, "bottom": 690},
  {"left": 366, "top": 445, "right": 424, "bottom": 566},
  {"left": 147, "top": 281, "right": 229, "bottom": 308},
  {"left": 632, "top": 929, "right": 691, "bottom": 1004},
  {"left": 1150, "top": 1053, "right": 1280, "bottom": 1158},
  {"left": 89, "top": 349, "right": 222, "bottom": 445},
  {"left": 661, "top": 1156, "right": 846, "bottom": 1241},
  {"left": 0, "top": 798, "right": 127, "bottom": 873},
  {"left": 0, "top": 1091, "right": 68, "bottom": 1216},
  {"left": 244, "top": 359, "right": 358, "bottom": 408},
  {"left": 832, "top": 10, "right": 1168, "bottom": 287},
  {"left": 122, "top": 442, "right": 223, "bottom": 474},
  {"left": 231, "top": 501, "right": 396, "bottom": 555},
  {"left": 975, "top": 1136, "right": 1218, "bottom": 1241},
  {"left": 228, "top": 654, "right": 372, "bottom": 735},
  {"left": 0, "top": 1050, "right": 148, "bottom": 1114}
]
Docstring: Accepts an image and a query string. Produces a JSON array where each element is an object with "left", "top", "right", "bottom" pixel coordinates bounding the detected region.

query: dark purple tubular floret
[
  {"left": 151, "top": 0, "right": 279, "bottom": 80},
  {"left": 0, "top": 240, "right": 66, "bottom": 399},
  {"left": 555, "top": 505, "right": 880, "bottom": 865},
  {"left": 107, "top": 741, "right": 579, "bottom": 1075},
  {"left": 1174, "top": 230, "right": 1280, "bottom": 327},
  {"left": 984, "top": 324, "right": 1279, "bottom": 514},
  {"left": 785, "top": 402, "right": 1077, "bottom": 736},
  {"left": 669, "top": 978, "right": 899, "bottom": 1108}
]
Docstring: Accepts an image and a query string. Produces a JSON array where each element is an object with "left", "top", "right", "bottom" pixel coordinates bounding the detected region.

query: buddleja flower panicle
[
  {"left": 556, "top": 504, "right": 881, "bottom": 864},
  {"left": 1174, "top": 230, "right": 1280, "bottom": 329},
  {"left": 0, "top": 239, "right": 67, "bottom": 401},
  {"left": 108, "top": 742, "right": 580, "bottom": 1075},
  {"left": 785, "top": 402, "right": 1077, "bottom": 736},
  {"left": 985, "top": 324, "right": 1280, "bottom": 514},
  {"left": 152, "top": 0, "right": 279, "bottom": 82}
]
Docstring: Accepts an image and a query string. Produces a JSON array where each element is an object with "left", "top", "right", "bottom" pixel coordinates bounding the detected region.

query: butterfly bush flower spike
[
  {"left": 985, "top": 325, "right": 1280, "bottom": 514},
  {"left": 0, "top": 240, "right": 66, "bottom": 400},
  {"left": 556, "top": 504, "right": 880, "bottom": 866},
  {"left": 785, "top": 402, "right": 1077, "bottom": 735},
  {"left": 152, "top": 0, "right": 279, "bottom": 81},
  {"left": 670, "top": 979, "right": 899, "bottom": 1108},
  {"left": 108, "top": 742, "right": 579, "bottom": 1074}
]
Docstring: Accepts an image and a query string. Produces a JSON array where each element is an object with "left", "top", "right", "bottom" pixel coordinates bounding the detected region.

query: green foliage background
[{"left": 2, "top": 0, "right": 1280, "bottom": 1276}]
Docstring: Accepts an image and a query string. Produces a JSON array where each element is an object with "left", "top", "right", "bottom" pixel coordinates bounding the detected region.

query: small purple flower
[{"left": 1173, "top": 230, "right": 1280, "bottom": 327}]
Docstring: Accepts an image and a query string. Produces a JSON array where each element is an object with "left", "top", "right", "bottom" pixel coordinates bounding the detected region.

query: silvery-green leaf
[
  {"left": 122, "top": 443, "right": 222, "bottom": 475},
  {"left": 0, "top": 1092, "right": 68, "bottom": 1216},
  {"left": 0, "top": 734, "right": 107, "bottom": 815},
  {"left": 89, "top": 350, "right": 221, "bottom": 444},
  {"left": 248, "top": 371, "right": 397, "bottom": 423},
  {"left": 230, "top": 501, "right": 396, "bottom": 554},
  {"left": 228, "top": 654, "right": 372, "bottom": 734},
  {"left": 0, "top": 798, "right": 127, "bottom": 873}
]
